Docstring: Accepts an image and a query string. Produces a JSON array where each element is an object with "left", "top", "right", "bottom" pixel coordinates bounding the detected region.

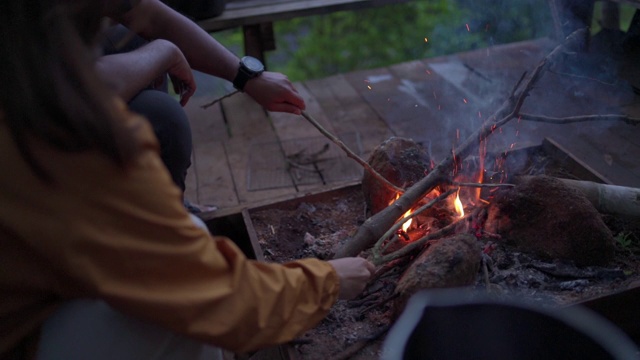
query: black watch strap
[
  {"left": 233, "top": 56, "right": 264, "bottom": 91},
  {"left": 232, "top": 67, "right": 253, "bottom": 91}
]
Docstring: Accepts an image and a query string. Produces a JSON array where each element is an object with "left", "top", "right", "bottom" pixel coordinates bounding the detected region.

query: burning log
[
  {"left": 484, "top": 175, "right": 615, "bottom": 266},
  {"left": 545, "top": 177, "right": 640, "bottom": 218},
  {"left": 392, "top": 233, "right": 482, "bottom": 314}
]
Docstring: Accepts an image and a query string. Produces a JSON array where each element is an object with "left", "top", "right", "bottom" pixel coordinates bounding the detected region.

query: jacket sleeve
[{"left": 25, "top": 108, "right": 340, "bottom": 353}]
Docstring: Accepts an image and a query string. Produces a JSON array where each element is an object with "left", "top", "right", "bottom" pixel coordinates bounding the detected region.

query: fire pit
[{"left": 206, "top": 138, "right": 640, "bottom": 359}]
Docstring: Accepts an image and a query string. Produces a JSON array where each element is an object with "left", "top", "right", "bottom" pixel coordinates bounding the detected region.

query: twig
[
  {"left": 300, "top": 111, "right": 404, "bottom": 194},
  {"left": 200, "top": 90, "right": 239, "bottom": 109}
]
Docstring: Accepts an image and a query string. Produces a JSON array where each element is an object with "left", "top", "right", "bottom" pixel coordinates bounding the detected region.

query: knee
[
  {"left": 128, "top": 90, "right": 191, "bottom": 139},
  {"left": 128, "top": 90, "right": 193, "bottom": 191}
]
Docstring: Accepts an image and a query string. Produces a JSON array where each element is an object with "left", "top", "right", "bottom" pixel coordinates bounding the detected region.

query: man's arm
[
  {"left": 118, "top": 0, "right": 238, "bottom": 82},
  {"left": 96, "top": 39, "right": 194, "bottom": 104},
  {"left": 114, "top": 0, "right": 305, "bottom": 113}
]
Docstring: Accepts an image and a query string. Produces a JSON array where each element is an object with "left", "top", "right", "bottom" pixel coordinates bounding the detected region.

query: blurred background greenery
[
  {"left": 213, "top": 0, "right": 553, "bottom": 81},
  {"left": 209, "top": 0, "right": 637, "bottom": 82}
]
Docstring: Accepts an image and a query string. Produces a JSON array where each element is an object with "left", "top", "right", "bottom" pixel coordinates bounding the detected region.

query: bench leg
[{"left": 243, "top": 22, "right": 275, "bottom": 68}]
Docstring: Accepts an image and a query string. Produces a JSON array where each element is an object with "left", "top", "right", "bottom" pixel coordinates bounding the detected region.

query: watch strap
[{"left": 232, "top": 66, "right": 253, "bottom": 91}]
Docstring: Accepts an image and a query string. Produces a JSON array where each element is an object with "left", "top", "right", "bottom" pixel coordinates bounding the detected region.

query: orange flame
[
  {"left": 454, "top": 189, "right": 464, "bottom": 218},
  {"left": 390, "top": 194, "right": 413, "bottom": 233},
  {"left": 401, "top": 210, "right": 412, "bottom": 232}
]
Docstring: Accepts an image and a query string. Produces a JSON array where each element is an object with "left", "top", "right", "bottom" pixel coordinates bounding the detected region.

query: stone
[
  {"left": 484, "top": 175, "right": 615, "bottom": 266},
  {"left": 361, "top": 137, "right": 431, "bottom": 215}
]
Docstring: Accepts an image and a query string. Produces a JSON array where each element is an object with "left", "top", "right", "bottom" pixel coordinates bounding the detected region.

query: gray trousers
[{"left": 36, "top": 215, "right": 224, "bottom": 360}]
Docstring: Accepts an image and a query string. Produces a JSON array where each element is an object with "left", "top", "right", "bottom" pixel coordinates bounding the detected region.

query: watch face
[{"left": 242, "top": 56, "right": 264, "bottom": 72}]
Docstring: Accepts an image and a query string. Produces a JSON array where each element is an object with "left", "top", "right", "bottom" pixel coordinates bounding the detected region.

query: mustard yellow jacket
[{"left": 0, "top": 102, "right": 339, "bottom": 356}]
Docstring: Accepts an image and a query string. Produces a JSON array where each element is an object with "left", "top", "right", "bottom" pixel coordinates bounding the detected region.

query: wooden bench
[{"left": 196, "top": 0, "right": 414, "bottom": 65}]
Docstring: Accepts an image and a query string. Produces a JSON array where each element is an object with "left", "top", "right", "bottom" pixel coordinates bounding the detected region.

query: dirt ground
[{"left": 248, "top": 150, "right": 640, "bottom": 359}]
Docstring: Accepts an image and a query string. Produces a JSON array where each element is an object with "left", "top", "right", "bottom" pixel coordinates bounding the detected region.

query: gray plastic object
[{"left": 382, "top": 289, "right": 640, "bottom": 360}]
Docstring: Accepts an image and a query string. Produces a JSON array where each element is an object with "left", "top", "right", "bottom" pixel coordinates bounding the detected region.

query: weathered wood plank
[
  {"left": 343, "top": 62, "right": 480, "bottom": 161},
  {"left": 303, "top": 73, "right": 394, "bottom": 158},
  {"left": 222, "top": 92, "right": 299, "bottom": 204},
  {"left": 269, "top": 81, "right": 359, "bottom": 190},
  {"left": 184, "top": 96, "right": 230, "bottom": 144},
  {"left": 192, "top": 140, "right": 239, "bottom": 207},
  {"left": 184, "top": 96, "right": 231, "bottom": 205},
  {"left": 269, "top": 81, "right": 337, "bottom": 143},
  {"left": 197, "top": 0, "right": 415, "bottom": 32},
  {"left": 548, "top": 131, "right": 640, "bottom": 187}
]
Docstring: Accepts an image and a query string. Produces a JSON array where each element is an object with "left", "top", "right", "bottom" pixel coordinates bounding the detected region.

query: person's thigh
[
  {"left": 129, "top": 90, "right": 193, "bottom": 192},
  {"left": 37, "top": 299, "right": 223, "bottom": 360}
]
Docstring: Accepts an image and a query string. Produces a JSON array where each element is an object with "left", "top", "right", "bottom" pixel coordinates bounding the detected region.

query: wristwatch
[{"left": 232, "top": 56, "right": 265, "bottom": 91}]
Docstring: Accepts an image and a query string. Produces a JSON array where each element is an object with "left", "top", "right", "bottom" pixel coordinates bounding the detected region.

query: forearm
[
  {"left": 119, "top": 0, "right": 240, "bottom": 82},
  {"left": 96, "top": 39, "right": 180, "bottom": 102}
]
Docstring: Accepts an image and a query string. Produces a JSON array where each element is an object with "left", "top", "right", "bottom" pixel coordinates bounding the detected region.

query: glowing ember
[
  {"left": 454, "top": 189, "right": 464, "bottom": 218},
  {"left": 424, "top": 37, "right": 428, "bottom": 43}
]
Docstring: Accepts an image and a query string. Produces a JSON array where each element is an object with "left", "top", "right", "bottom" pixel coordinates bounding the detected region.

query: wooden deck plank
[
  {"left": 184, "top": 96, "right": 233, "bottom": 205},
  {"left": 221, "top": 92, "right": 299, "bottom": 205},
  {"left": 268, "top": 81, "right": 362, "bottom": 190},
  {"left": 343, "top": 61, "right": 483, "bottom": 161},
  {"left": 269, "top": 81, "right": 337, "bottom": 143},
  {"left": 303, "top": 73, "right": 394, "bottom": 158},
  {"left": 184, "top": 96, "right": 230, "bottom": 144},
  {"left": 192, "top": 140, "right": 239, "bottom": 207}
]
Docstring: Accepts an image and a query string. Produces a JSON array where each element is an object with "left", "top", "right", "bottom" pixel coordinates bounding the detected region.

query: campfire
[
  {"left": 244, "top": 29, "right": 640, "bottom": 359},
  {"left": 250, "top": 139, "right": 640, "bottom": 359}
]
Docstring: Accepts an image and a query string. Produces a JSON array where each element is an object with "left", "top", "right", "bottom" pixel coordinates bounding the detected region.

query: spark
[
  {"left": 478, "top": 111, "right": 482, "bottom": 118},
  {"left": 463, "top": 98, "right": 468, "bottom": 104},
  {"left": 432, "top": 91, "right": 437, "bottom": 99},
  {"left": 424, "top": 37, "right": 428, "bottom": 43},
  {"left": 466, "top": 23, "right": 470, "bottom": 32},
  {"left": 367, "top": 85, "right": 372, "bottom": 90},
  {"left": 515, "top": 130, "right": 520, "bottom": 137},
  {"left": 456, "top": 128, "right": 460, "bottom": 140},
  {"left": 426, "top": 70, "right": 432, "bottom": 75}
]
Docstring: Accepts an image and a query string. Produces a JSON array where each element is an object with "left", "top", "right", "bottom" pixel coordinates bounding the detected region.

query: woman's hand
[
  {"left": 327, "top": 257, "right": 375, "bottom": 300},
  {"left": 244, "top": 72, "right": 306, "bottom": 115}
]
